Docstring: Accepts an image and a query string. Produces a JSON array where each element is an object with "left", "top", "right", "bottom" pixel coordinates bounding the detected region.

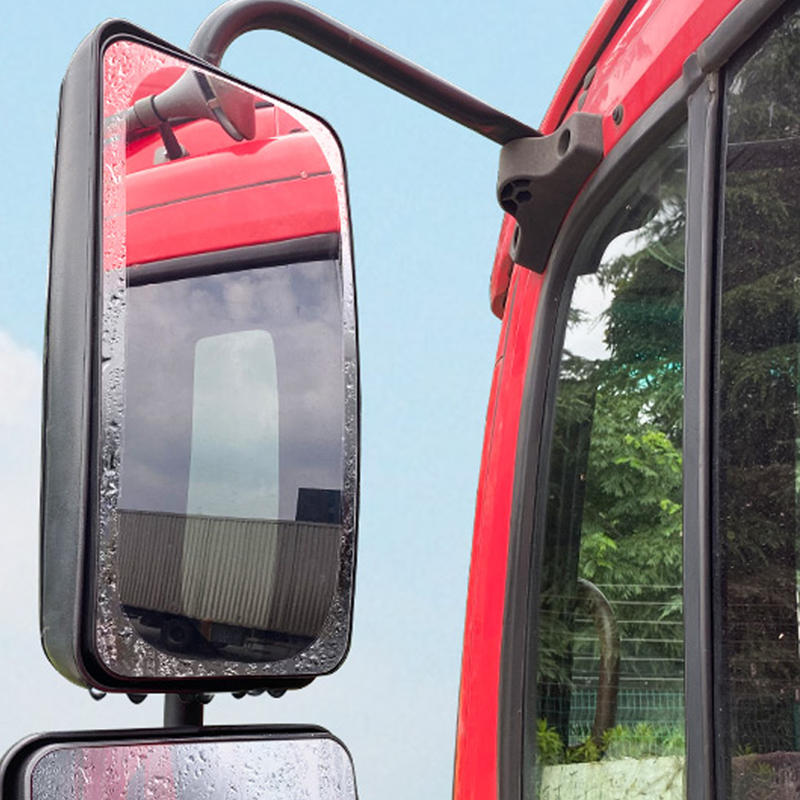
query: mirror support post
[
  {"left": 164, "top": 695, "right": 204, "bottom": 727},
  {"left": 188, "top": 0, "right": 540, "bottom": 145}
]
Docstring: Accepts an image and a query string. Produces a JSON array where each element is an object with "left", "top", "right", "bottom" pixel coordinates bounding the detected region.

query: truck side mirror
[
  {"left": 41, "top": 22, "right": 358, "bottom": 694},
  {"left": 0, "top": 728, "right": 356, "bottom": 800}
]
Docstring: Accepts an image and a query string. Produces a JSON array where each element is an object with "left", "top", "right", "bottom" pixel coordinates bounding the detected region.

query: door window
[
  {"left": 715, "top": 8, "right": 800, "bottom": 797},
  {"left": 524, "top": 126, "right": 688, "bottom": 800}
]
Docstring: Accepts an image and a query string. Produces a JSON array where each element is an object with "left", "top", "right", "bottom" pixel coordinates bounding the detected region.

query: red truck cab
[{"left": 457, "top": 0, "right": 800, "bottom": 797}]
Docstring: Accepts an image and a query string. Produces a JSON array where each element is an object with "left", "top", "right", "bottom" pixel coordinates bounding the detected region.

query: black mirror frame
[
  {"left": 41, "top": 20, "right": 359, "bottom": 694},
  {"left": 0, "top": 725, "right": 355, "bottom": 800}
]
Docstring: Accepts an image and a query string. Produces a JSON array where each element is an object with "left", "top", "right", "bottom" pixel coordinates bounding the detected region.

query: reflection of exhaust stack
[{"left": 125, "top": 69, "right": 256, "bottom": 143}]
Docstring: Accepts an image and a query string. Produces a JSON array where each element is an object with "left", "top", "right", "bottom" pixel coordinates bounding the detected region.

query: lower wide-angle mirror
[
  {"left": 0, "top": 728, "right": 357, "bottom": 800},
  {"left": 41, "top": 22, "right": 358, "bottom": 692}
]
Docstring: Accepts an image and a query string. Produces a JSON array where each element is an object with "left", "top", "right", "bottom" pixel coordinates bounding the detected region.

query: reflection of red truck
[
  {"left": 73, "top": 745, "right": 176, "bottom": 800},
  {"left": 123, "top": 79, "right": 341, "bottom": 263}
]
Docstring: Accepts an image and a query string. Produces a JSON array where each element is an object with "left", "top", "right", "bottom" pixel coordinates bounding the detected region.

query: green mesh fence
[
  {"left": 558, "top": 690, "right": 684, "bottom": 745},
  {"left": 537, "top": 583, "right": 686, "bottom": 749}
]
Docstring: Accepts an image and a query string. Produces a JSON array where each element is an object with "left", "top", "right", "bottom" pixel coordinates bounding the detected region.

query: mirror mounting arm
[{"left": 189, "top": 0, "right": 540, "bottom": 145}]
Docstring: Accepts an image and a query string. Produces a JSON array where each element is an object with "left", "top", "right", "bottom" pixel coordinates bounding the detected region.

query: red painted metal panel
[
  {"left": 577, "top": 0, "right": 739, "bottom": 150},
  {"left": 489, "top": 216, "right": 516, "bottom": 320},
  {"left": 126, "top": 169, "right": 339, "bottom": 266},
  {"left": 541, "top": 0, "right": 633, "bottom": 134},
  {"left": 454, "top": 265, "right": 543, "bottom": 800},
  {"left": 125, "top": 120, "right": 339, "bottom": 266}
]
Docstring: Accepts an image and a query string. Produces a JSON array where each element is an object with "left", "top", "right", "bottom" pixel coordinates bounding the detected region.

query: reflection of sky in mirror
[
  {"left": 188, "top": 330, "right": 280, "bottom": 519},
  {"left": 31, "top": 738, "right": 356, "bottom": 800},
  {"left": 564, "top": 274, "right": 612, "bottom": 362},
  {"left": 119, "top": 259, "right": 344, "bottom": 521},
  {"left": 565, "top": 229, "right": 640, "bottom": 362}
]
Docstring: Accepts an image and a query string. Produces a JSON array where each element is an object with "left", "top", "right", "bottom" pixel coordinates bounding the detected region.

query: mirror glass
[
  {"left": 98, "top": 39, "right": 357, "bottom": 679},
  {"left": 26, "top": 736, "right": 356, "bottom": 800}
]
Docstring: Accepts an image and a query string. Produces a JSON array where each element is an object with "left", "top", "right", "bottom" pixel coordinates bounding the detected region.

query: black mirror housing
[{"left": 42, "top": 21, "right": 359, "bottom": 693}]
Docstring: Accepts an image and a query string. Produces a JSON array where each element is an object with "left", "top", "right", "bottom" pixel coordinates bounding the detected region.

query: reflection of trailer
[{"left": 117, "top": 510, "right": 340, "bottom": 660}]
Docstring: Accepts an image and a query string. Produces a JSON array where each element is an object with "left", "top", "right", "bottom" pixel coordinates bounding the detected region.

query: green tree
[{"left": 536, "top": 131, "right": 687, "bottom": 750}]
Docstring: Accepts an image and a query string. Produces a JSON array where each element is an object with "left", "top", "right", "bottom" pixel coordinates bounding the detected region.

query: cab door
[{"left": 499, "top": 4, "right": 800, "bottom": 799}]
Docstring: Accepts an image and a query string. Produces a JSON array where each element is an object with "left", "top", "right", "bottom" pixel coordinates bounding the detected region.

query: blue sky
[{"left": 0, "top": 1, "right": 600, "bottom": 797}]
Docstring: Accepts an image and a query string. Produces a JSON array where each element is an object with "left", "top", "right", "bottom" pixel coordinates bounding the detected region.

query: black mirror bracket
[
  {"left": 164, "top": 694, "right": 207, "bottom": 727},
  {"left": 497, "top": 112, "right": 604, "bottom": 273},
  {"left": 188, "top": 0, "right": 540, "bottom": 145}
]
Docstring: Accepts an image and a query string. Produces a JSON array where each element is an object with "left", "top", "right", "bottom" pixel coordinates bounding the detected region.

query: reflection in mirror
[
  {"left": 98, "top": 39, "right": 357, "bottom": 679},
  {"left": 28, "top": 737, "right": 356, "bottom": 800}
]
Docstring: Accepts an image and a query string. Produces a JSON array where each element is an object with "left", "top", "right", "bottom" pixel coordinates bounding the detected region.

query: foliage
[
  {"left": 601, "top": 723, "right": 685, "bottom": 760},
  {"left": 536, "top": 719, "right": 565, "bottom": 766},
  {"left": 536, "top": 719, "right": 685, "bottom": 766},
  {"left": 537, "top": 128, "right": 687, "bottom": 719}
]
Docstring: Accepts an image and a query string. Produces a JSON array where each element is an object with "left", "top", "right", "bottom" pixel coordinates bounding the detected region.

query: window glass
[
  {"left": 525, "top": 127, "right": 687, "bottom": 800},
  {"left": 716, "top": 9, "right": 800, "bottom": 797},
  {"left": 113, "top": 258, "right": 345, "bottom": 663},
  {"left": 120, "top": 259, "right": 345, "bottom": 522}
]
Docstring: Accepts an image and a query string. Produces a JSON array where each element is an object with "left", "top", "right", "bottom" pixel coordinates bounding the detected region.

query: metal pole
[
  {"left": 164, "top": 694, "right": 205, "bottom": 727},
  {"left": 188, "top": 0, "right": 540, "bottom": 145}
]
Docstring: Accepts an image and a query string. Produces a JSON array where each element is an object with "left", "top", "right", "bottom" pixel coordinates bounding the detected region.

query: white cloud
[
  {"left": 0, "top": 330, "right": 41, "bottom": 635},
  {"left": 0, "top": 330, "right": 40, "bottom": 431},
  {"left": 0, "top": 333, "right": 164, "bottom": 754}
]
